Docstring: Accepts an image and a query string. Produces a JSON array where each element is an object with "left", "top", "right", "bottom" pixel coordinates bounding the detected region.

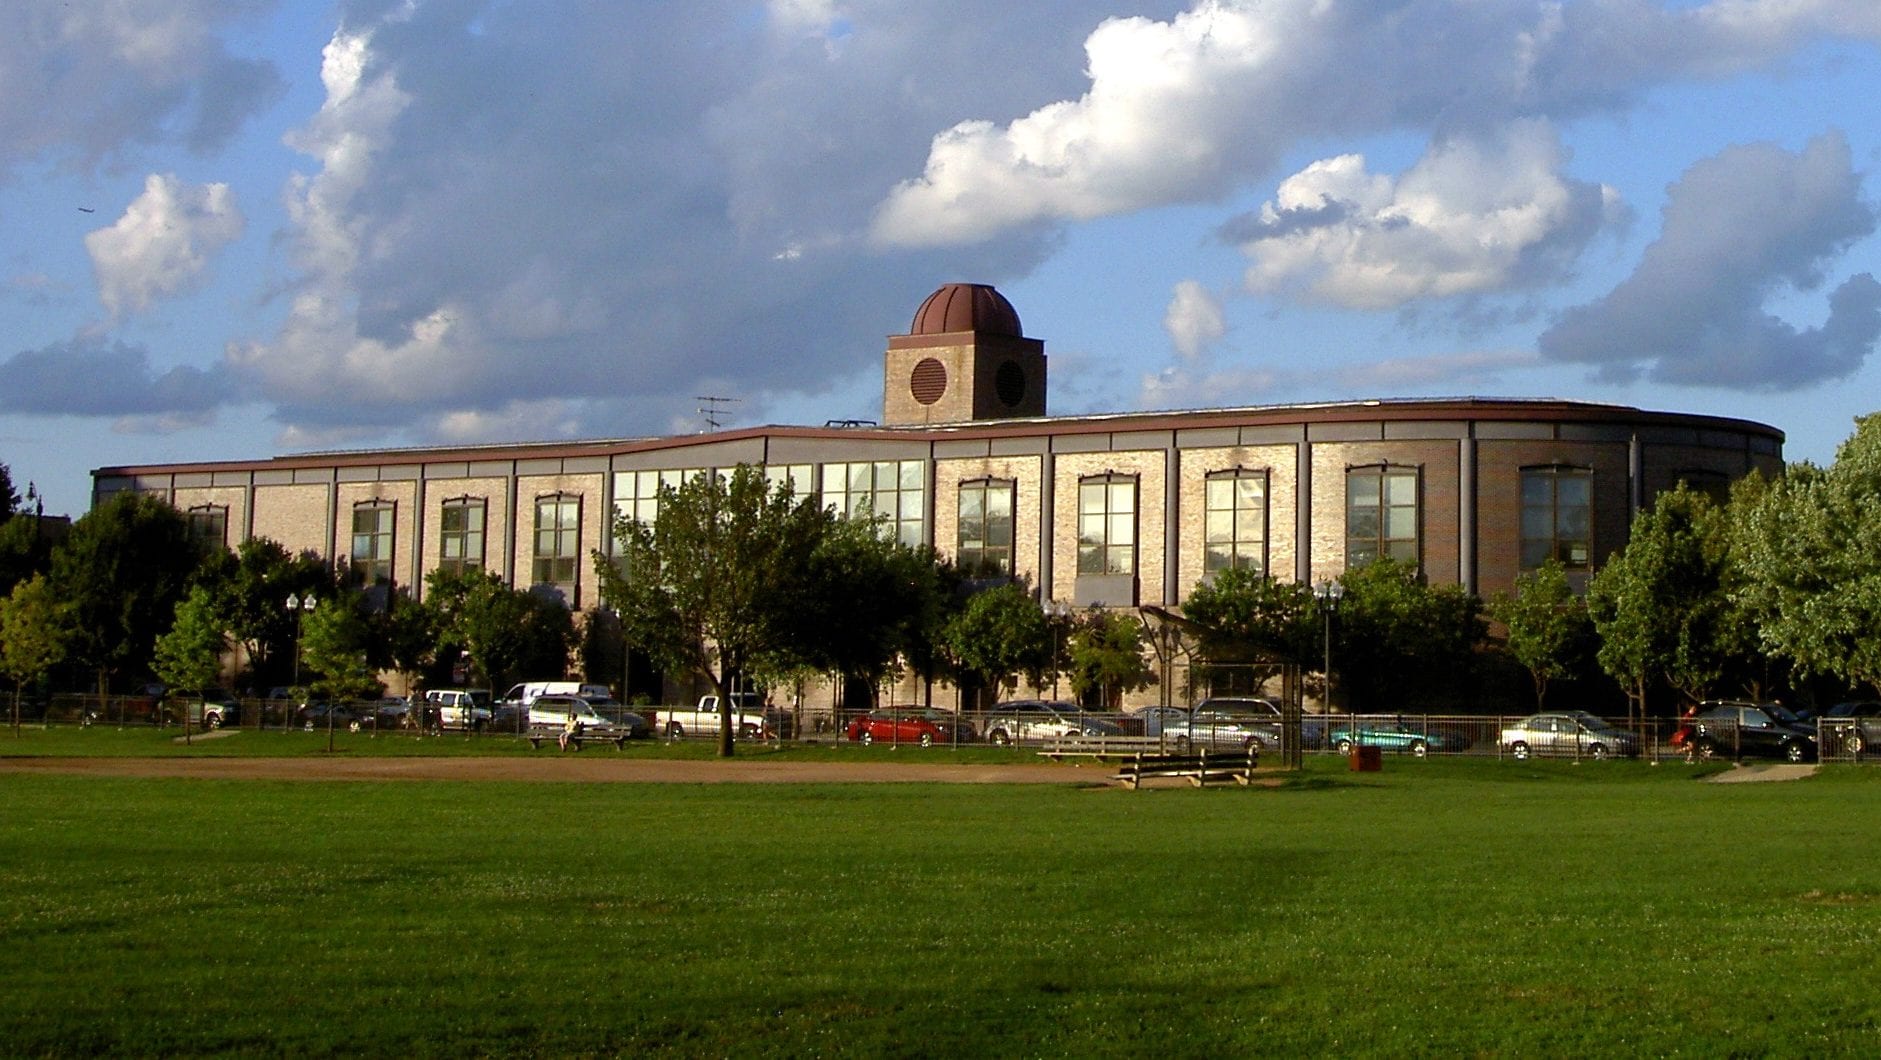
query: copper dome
[{"left": 909, "top": 283, "right": 1022, "bottom": 337}]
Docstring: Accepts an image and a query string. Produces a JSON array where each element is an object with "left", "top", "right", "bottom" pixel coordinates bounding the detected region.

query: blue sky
[{"left": 4, "top": 1, "right": 1880, "bottom": 517}]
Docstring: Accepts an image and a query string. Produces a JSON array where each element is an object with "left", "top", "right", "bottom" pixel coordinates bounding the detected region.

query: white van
[{"left": 499, "top": 681, "right": 613, "bottom": 706}]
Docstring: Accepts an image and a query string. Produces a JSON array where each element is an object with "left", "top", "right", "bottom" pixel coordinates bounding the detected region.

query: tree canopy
[
  {"left": 0, "top": 574, "right": 67, "bottom": 733},
  {"left": 940, "top": 582, "right": 1051, "bottom": 708},
  {"left": 49, "top": 492, "right": 214, "bottom": 693},
  {"left": 1179, "top": 567, "right": 1317, "bottom": 694},
  {"left": 1333, "top": 560, "right": 1485, "bottom": 713},
  {"left": 1488, "top": 559, "right": 1591, "bottom": 710}
]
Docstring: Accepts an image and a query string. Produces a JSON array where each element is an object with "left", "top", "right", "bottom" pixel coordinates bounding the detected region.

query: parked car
[
  {"left": 1167, "top": 698, "right": 1284, "bottom": 752},
  {"left": 982, "top": 700, "right": 1123, "bottom": 745},
  {"left": 356, "top": 697, "right": 414, "bottom": 731},
  {"left": 1327, "top": 717, "right": 1470, "bottom": 757},
  {"left": 1815, "top": 701, "right": 1881, "bottom": 755},
  {"left": 1133, "top": 705, "right": 1189, "bottom": 737},
  {"left": 1501, "top": 712, "right": 1638, "bottom": 760},
  {"left": 845, "top": 709, "right": 973, "bottom": 746},
  {"left": 528, "top": 694, "right": 650, "bottom": 740},
  {"left": 1681, "top": 701, "right": 1818, "bottom": 762},
  {"left": 295, "top": 702, "right": 363, "bottom": 732},
  {"left": 168, "top": 687, "right": 240, "bottom": 729}
]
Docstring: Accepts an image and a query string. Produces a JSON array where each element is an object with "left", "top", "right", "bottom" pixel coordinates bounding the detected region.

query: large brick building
[{"left": 94, "top": 283, "right": 1783, "bottom": 706}]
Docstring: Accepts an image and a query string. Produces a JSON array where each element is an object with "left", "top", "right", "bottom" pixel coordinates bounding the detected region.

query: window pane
[
  {"left": 1558, "top": 474, "right": 1591, "bottom": 507},
  {"left": 1386, "top": 539, "right": 1418, "bottom": 563},
  {"left": 1078, "top": 543, "right": 1104, "bottom": 574},
  {"left": 1108, "top": 513, "right": 1133, "bottom": 547},
  {"left": 1384, "top": 473, "right": 1417, "bottom": 506},
  {"left": 1236, "top": 507, "right": 1264, "bottom": 542},
  {"left": 1206, "top": 478, "right": 1230, "bottom": 511},
  {"left": 1110, "top": 547, "right": 1135, "bottom": 576},
  {"left": 1204, "top": 545, "right": 1231, "bottom": 572},
  {"left": 1349, "top": 510, "right": 1380, "bottom": 541},
  {"left": 1349, "top": 473, "right": 1380, "bottom": 506},
  {"left": 1080, "top": 482, "right": 1106, "bottom": 514},
  {"left": 1521, "top": 474, "right": 1552, "bottom": 505},
  {"left": 1385, "top": 507, "right": 1416, "bottom": 540},
  {"left": 1349, "top": 541, "right": 1379, "bottom": 566},
  {"left": 1520, "top": 539, "right": 1551, "bottom": 569},
  {"left": 1205, "top": 510, "right": 1232, "bottom": 544},
  {"left": 1109, "top": 481, "right": 1134, "bottom": 514},
  {"left": 959, "top": 487, "right": 983, "bottom": 523},
  {"left": 1237, "top": 477, "right": 1265, "bottom": 506},
  {"left": 986, "top": 485, "right": 1011, "bottom": 518}
]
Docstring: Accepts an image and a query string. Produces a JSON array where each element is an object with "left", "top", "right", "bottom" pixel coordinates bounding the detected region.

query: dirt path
[
  {"left": 1702, "top": 762, "right": 1819, "bottom": 783},
  {"left": 0, "top": 755, "right": 1111, "bottom": 785}
]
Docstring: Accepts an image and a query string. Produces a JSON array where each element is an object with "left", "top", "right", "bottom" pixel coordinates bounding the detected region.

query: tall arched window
[
  {"left": 1077, "top": 474, "right": 1137, "bottom": 576},
  {"left": 350, "top": 501, "right": 396, "bottom": 585},
  {"left": 1345, "top": 464, "right": 1419, "bottom": 568},
  {"left": 957, "top": 478, "right": 1015, "bottom": 577},
  {"left": 533, "top": 492, "right": 582, "bottom": 590},
  {"left": 1521, "top": 465, "right": 1592, "bottom": 570},
  {"left": 1203, "top": 469, "right": 1267, "bottom": 575},
  {"left": 439, "top": 496, "right": 486, "bottom": 574}
]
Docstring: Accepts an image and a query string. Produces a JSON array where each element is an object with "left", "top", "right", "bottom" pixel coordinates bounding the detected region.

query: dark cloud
[
  {"left": 1538, "top": 132, "right": 1880, "bottom": 389},
  {"left": 0, "top": 335, "right": 237, "bottom": 416},
  {"left": 0, "top": 1, "right": 282, "bottom": 176}
]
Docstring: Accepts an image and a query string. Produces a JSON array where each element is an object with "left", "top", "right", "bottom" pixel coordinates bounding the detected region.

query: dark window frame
[
  {"left": 1077, "top": 473, "right": 1138, "bottom": 577},
  {"left": 956, "top": 477, "right": 1016, "bottom": 578},
  {"left": 1520, "top": 464, "right": 1593, "bottom": 571},
  {"left": 1203, "top": 468, "right": 1268, "bottom": 575},
  {"left": 1345, "top": 463, "right": 1421, "bottom": 569},
  {"left": 438, "top": 495, "right": 486, "bottom": 575},
  {"left": 350, "top": 501, "right": 396, "bottom": 586}
]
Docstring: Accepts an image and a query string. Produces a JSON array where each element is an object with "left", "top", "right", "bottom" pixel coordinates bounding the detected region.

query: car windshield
[{"left": 1764, "top": 704, "right": 1803, "bottom": 723}]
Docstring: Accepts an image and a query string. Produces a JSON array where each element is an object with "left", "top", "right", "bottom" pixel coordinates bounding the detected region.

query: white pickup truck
[{"left": 651, "top": 694, "right": 793, "bottom": 740}]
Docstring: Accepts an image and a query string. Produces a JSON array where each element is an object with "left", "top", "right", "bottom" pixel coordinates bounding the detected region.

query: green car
[{"left": 1327, "top": 719, "right": 1470, "bottom": 757}]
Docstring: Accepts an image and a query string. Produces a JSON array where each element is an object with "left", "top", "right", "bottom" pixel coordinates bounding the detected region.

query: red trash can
[{"left": 1350, "top": 746, "right": 1382, "bottom": 771}]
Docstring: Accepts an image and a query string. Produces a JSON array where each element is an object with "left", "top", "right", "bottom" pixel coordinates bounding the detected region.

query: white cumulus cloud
[
  {"left": 1228, "top": 121, "right": 1622, "bottom": 309},
  {"left": 84, "top": 173, "right": 244, "bottom": 318},
  {"left": 1163, "top": 280, "right": 1226, "bottom": 360}
]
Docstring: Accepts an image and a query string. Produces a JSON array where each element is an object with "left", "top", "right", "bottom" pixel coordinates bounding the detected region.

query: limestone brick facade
[{"left": 931, "top": 455, "right": 1044, "bottom": 586}]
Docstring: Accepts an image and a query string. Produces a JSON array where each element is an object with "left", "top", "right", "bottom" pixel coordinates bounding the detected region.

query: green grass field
[{"left": 2, "top": 741, "right": 1878, "bottom": 1055}]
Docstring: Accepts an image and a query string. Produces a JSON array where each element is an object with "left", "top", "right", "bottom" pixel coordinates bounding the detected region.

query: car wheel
[
  {"left": 989, "top": 729, "right": 1011, "bottom": 747},
  {"left": 666, "top": 723, "right": 685, "bottom": 740},
  {"left": 859, "top": 730, "right": 874, "bottom": 746},
  {"left": 1589, "top": 743, "right": 1608, "bottom": 760},
  {"left": 1784, "top": 740, "right": 1808, "bottom": 764},
  {"left": 1410, "top": 739, "right": 1428, "bottom": 758},
  {"left": 1335, "top": 738, "right": 1354, "bottom": 755},
  {"left": 919, "top": 732, "right": 934, "bottom": 748},
  {"left": 1693, "top": 739, "right": 1717, "bottom": 762},
  {"left": 1509, "top": 741, "right": 1530, "bottom": 761},
  {"left": 1171, "top": 735, "right": 1191, "bottom": 752},
  {"left": 1244, "top": 736, "right": 1264, "bottom": 752},
  {"left": 1851, "top": 732, "right": 1866, "bottom": 755},
  {"left": 348, "top": 719, "right": 362, "bottom": 733},
  {"left": 204, "top": 713, "right": 222, "bottom": 731}
]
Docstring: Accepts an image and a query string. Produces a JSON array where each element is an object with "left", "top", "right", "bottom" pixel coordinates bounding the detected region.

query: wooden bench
[
  {"left": 1113, "top": 747, "right": 1259, "bottom": 789},
  {"left": 1037, "top": 734, "right": 1168, "bottom": 761},
  {"left": 525, "top": 725, "right": 633, "bottom": 751}
]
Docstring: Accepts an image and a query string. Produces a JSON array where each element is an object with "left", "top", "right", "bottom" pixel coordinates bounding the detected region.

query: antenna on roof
[{"left": 696, "top": 395, "right": 740, "bottom": 432}]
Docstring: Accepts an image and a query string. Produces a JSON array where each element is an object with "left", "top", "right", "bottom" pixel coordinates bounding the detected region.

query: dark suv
[
  {"left": 1682, "top": 701, "right": 1817, "bottom": 763},
  {"left": 1816, "top": 701, "right": 1881, "bottom": 756}
]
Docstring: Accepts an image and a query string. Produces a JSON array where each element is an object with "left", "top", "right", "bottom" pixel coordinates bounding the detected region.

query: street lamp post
[
  {"left": 1314, "top": 580, "right": 1345, "bottom": 758},
  {"left": 285, "top": 593, "right": 317, "bottom": 734}
]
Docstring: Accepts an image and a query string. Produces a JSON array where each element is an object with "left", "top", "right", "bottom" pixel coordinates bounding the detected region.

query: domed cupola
[{"left": 884, "top": 283, "right": 1047, "bottom": 425}]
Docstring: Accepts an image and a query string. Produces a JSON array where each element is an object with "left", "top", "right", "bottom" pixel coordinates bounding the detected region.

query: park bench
[
  {"left": 525, "top": 725, "right": 634, "bottom": 751},
  {"left": 1036, "top": 734, "right": 1168, "bottom": 761},
  {"left": 1113, "top": 746, "right": 1259, "bottom": 789}
]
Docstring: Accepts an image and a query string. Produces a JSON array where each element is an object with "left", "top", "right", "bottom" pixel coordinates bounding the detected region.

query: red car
[{"left": 845, "top": 710, "right": 973, "bottom": 747}]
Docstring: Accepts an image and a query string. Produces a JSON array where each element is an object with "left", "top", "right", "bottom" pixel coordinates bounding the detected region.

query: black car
[
  {"left": 1683, "top": 702, "right": 1817, "bottom": 763},
  {"left": 295, "top": 702, "right": 365, "bottom": 732},
  {"left": 1816, "top": 701, "right": 1881, "bottom": 755}
]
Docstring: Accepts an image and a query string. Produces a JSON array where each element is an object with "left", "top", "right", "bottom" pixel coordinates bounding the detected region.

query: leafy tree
[
  {"left": 0, "top": 462, "right": 17, "bottom": 520},
  {"left": 0, "top": 514, "right": 46, "bottom": 599},
  {"left": 1587, "top": 486, "right": 1734, "bottom": 718},
  {"left": 375, "top": 590, "right": 439, "bottom": 700},
  {"left": 48, "top": 492, "right": 214, "bottom": 694},
  {"left": 791, "top": 517, "right": 956, "bottom": 709},
  {"left": 1180, "top": 567, "right": 1318, "bottom": 694},
  {"left": 152, "top": 586, "right": 230, "bottom": 739},
  {"left": 0, "top": 575, "right": 69, "bottom": 734},
  {"left": 1333, "top": 560, "right": 1485, "bottom": 713},
  {"left": 1065, "top": 609, "right": 1155, "bottom": 709},
  {"left": 299, "top": 592, "right": 380, "bottom": 704},
  {"left": 426, "top": 569, "right": 576, "bottom": 695},
  {"left": 207, "top": 538, "right": 336, "bottom": 691},
  {"left": 941, "top": 582, "right": 1051, "bottom": 709},
  {"left": 1736, "top": 414, "right": 1881, "bottom": 697},
  {"left": 1488, "top": 559, "right": 1592, "bottom": 710},
  {"left": 594, "top": 465, "right": 826, "bottom": 755}
]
